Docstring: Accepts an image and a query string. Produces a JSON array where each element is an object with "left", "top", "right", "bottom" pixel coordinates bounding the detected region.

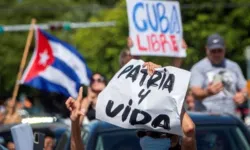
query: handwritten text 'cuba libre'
[{"left": 133, "top": 2, "right": 181, "bottom": 52}]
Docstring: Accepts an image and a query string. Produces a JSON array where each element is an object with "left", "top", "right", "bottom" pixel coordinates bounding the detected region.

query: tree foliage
[
  {"left": 0, "top": 0, "right": 108, "bottom": 95},
  {"left": 74, "top": 0, "right": 250, "bottom": 80}
]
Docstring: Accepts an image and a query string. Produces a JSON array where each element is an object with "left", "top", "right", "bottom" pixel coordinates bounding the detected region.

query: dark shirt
[
  {"left": 211, "top": 59, "right": 226, "bottom": 68},
  {"left": 86, "top": 106, "right": 96, "bottom": 121}
]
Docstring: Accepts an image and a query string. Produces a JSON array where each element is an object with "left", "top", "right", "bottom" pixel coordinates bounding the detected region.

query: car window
[
  {"left": 55, "top": 130, "right": 71, "bottom": 150},
  {"left": 95, "top": 130, "right": 141, "bottom": 150},
  {"left": 0, "top": 131, "right": 14, "bottom": 146},
  {"left": 0, "top": 124, "right": 67, "bottom": 149},
  {"left": 84, "top": 124, "right": 250, "bottom": 150},
  {"left": 196, "top": 125, "right": 250, "bottom": 150}
]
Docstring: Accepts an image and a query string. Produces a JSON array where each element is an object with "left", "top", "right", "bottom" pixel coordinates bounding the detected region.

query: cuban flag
[{"left": 21, "top": 28, "right": 92, "bottom": 98}]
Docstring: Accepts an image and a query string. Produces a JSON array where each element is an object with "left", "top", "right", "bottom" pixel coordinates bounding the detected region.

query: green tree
[
  {"left": 74, "top": 0, "right": 250, "bottom": 80},
  {"left": 0, "top": 0, "right": 118, "bottom": 114},
  {"left": 181, "top": 0, "right": 250, "bottom": 73},
  {"left": 0, "top": 0, "right": 113, "bottom": 95}
]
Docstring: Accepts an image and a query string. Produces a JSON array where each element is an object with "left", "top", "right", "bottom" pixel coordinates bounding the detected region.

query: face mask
[{"left": 140, "top": 136, "right": 171, "bottom": 150}]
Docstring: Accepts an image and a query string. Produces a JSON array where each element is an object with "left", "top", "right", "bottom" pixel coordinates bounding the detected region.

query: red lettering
[
  {"left": 137, "top": 35, "right": 147, "bottom": 51},
  {"left": 160, "top": 34, "right": 167, "bottom": 52},
  {"left": 170, "top": 35, "right": 178, "bottom": 51},
  {"left": 147, "top": 35, "right": 151, "bottom": 51},
  {"left": 136, "top": 34, "right": 180, "bottom": 53},
  {"left": 151, "top": 34, "right": 160, "bottom": 52}
]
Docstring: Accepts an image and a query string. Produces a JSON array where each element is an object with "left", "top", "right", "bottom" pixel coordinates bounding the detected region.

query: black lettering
[
  {"left": 151, "top": 114, "right": 171, "bottom": 130},
  {"left": 122, "top": 99, "right": 133, "bottom": 122},
  {"left": 159, "top": 68, "right": 167, "bottom": 89},
  {"left": 138, "top": 89, "right": 151, "bottom": 104},
  {"left": 105, "top": 100, "right": 124, "bottom": 117},
  {"left": 126, "top": 65, "right": 141, "bottom": 82},
  {"left": 162, "top": 74, "right": 175, "bottom": 93},
  {"left": 139, "top": 69, "right": 148, "bottom": 86},
  {"left": 129, "top": 109, "right": 152, "bottom": 125},
  {"left": 147, "top": 71, "right": 162, "bottom": 88},
  {"left": 118, "top": 65, "right": 134, "bottom": 78}
]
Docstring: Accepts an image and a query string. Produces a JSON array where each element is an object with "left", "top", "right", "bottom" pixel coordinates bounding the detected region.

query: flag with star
[{"left": 21, "top": 28, "right": 92, "bottom": 98}]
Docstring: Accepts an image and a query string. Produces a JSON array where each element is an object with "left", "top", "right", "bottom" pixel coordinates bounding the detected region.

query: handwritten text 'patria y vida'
[{"left": 105, "top": 64, "right": 175, "bottom": 130}]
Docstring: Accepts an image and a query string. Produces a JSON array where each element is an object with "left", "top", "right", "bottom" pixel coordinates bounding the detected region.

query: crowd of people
[
  {"left": 123, "top": 33, "right": 248, "bottom": 116},
  {"left": 65, "top": 33, "right": 248, "bottom": 150},
  {"left": 0, "top": 97, "right": 57, "bottom": 150},
  {"left": 0, "top": 96, "right": 39, "bottom": 125},
  {"left": 0, "top": 33, "right": 248, "bottom": 150}
]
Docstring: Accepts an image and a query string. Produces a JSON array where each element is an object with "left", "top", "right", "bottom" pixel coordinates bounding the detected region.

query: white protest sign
[
  {"left": 126, "top": 0, "right": 186, "bottom": 57},
  {"left": 96, "top": 59, "right": 190, "bottom": 136},
  {"left": 11, "top": 123, "right": 34, "bottom": 150}
]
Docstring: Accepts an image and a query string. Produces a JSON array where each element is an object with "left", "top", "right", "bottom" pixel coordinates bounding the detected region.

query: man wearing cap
[{"left": 190, "top": 33, "right": 247, "bottom": 114}]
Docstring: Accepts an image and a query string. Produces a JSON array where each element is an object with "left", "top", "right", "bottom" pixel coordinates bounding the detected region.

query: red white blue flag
[{"left": 21, "top": 28, "right": 92, "bottom": 98}]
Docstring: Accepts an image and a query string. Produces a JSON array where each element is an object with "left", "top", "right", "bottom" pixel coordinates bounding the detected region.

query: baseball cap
[{"left": 206, "top": 33, "right": 225, "bottom": 50}]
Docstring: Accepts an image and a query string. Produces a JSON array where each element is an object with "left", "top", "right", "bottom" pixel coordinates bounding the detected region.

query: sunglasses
[
  {"left": 91, "top": 77, "right": 105, "bottom": 84},
  {"left": 210, "top": 49, "right": 223, "bottom": 54}
]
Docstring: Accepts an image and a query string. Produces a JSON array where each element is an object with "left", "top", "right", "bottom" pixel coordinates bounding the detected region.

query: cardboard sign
[
  {"left": 11, "top": 123, "right": 34, "bottom": 150},
  {"left": 96, "top": 59, "right": 190, "bottom": 136},
  {"left": 126, "top": 0, "right": 186, "bottom": 57}
]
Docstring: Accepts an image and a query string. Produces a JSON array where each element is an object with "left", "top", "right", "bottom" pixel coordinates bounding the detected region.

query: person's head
[
  {"left": 90, "top": 73, "right": 106, "bottom": 93},
  {"left": 5, "top": 98, "right": 15, "bottom": 109},
  {"left": 23, "top": 97, "right": 33, "bottom": 109},
  {"left": 44, "top": 132, "right": 56, "bottom": 150},
  {"left": 119, "top": 49, "right": 133, "bottom": 68},
  {"left": 6, "top": 141, "right": 15, "bottom": 150},
  {"left": 205, "top": 33, "right": 226, "bottom": 65}
]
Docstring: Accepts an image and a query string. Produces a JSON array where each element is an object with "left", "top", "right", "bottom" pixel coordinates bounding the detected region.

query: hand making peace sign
[{"left": 65, "top": 87, "right": 86, "bottom": 123}]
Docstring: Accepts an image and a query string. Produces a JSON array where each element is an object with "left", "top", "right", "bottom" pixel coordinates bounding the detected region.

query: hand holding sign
[
  {"left": 181, "top": 39, "right": 188, "bottom": 49},
  {"left": 143, "top": 61, "right": 162, "bottom": 75},
  {"left": 65, "top": 87, "right": 86, "bottom": 123},
  {"left": 96, "top": 59, "right": 190, "bottom": 136}
]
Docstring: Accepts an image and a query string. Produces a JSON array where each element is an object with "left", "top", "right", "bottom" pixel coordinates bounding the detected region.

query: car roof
[
  {"left": 84, "top": 112, "right": 241, "bottom": 133},
  {"left": 188, "top": 111, "right": 240, "bottom": 125}
]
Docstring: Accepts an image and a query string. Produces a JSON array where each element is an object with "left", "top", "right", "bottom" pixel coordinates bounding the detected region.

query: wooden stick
[{"left": 11, "top": 18, "right": 36, "bottom": 104}]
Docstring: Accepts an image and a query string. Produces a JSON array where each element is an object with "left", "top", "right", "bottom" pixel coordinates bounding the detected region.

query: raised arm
[
  {"left": 65, "top": 87, "right": 85, "bottom": 150},
  {"left": 181, "top": 109, "right": 196, "bottom": 150}
]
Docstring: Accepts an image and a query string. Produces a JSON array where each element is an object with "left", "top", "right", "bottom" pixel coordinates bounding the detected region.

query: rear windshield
[
  {"left": 196, "top": 125, "right": 250, "bottom": 150},
  {"left": 95, "top": 130, "right": 141, "bottom": 150},
  {"left": 90, "top": 125, "right": 250, "bottom": 150}
]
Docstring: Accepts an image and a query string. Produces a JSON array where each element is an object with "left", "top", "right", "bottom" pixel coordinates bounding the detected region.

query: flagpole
[{"left": 11, "top": 18, "right": 36, "bottom": 106}]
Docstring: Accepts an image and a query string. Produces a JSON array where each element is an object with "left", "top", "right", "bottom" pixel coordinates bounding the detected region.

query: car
[
  {"left": 0, "top": 121, "right": 68, "bottom": 149},
  {"left": 60, "top": 112, "right": 250, "bottom": 150},
  {"left": 192, "top": 112, "right": 250, "bottom": 150}
]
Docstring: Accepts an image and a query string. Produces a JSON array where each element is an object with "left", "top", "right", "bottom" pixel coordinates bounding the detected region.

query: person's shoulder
[
  {"left": 225, "top": 59, "right": 240, "bottom": 68},
  {"left": 191, "top": 58, "right": 209, "bottom": 70}
]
